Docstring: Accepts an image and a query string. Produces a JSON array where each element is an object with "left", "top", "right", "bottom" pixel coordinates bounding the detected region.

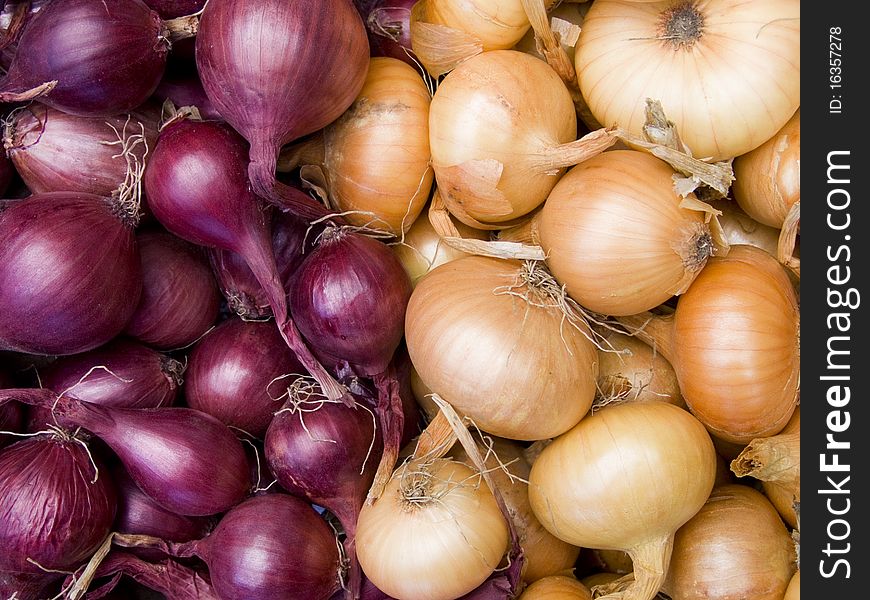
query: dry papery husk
[
  {"left": 451, "top": 436, "right": 582, "bottom": 583},
  {"left": 405, "top": 255, "right": 600, "bottom": 441},
  {"left": 732, "top": 108, "right": 800, "bottom": 277},
  {"left": 517, "top": 575, "right": 593, "bottom": 599},
  {"left": 429, "top": 49, "right": 617, "bottom": 229},
  {"left": 708, "top": 198, "right": 782, "bottom": 259}
]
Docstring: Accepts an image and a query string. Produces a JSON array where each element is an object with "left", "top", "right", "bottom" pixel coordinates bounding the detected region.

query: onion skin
[
  {"left": 595, "top": 331, "right": 683, "bottom": 409},
  {"left": 124, "top": 230, "right": 221, "bottom": 349},
  {"left": 0, "top": 0, "right": 170, "bottom": 117},
  {"left": 784, "top": 570, "right": 800, "bottom": 600},
  {"left": 708, "top": 198, "right": 781, "bottom": 258},
  {"left": 152, "top": 66, "right": 224, "bottom": 121},
  {"left": 663, "top": 484, "right": 797, "bottom": 600},
  {"left": 143, "top": 0, "right": 205, "bottom": 18},
  {"left": 405, "top": 256, "right": 597, "bottom": 440},
  {"left": 517, "top": 576, "right": 593, "bottom": 600},
  {"left": 356, "top": 0, "right": 417, "bottom": 65},
  {"left": 537, "top": 150, "right": 715, "bottom": 316},
  {"left": 185, "top": 318, "right": 304, "bottom": 438},
  {"left": 0, "top": 192, "right": 142, "bottom": 356},
  {"left": 195, "top": 0, "right": 369, "bottom": 218},
  {"left": 0, "top": 368, "right": 23, "bottom": 448},
  {"left": 0, "top": 434, "right": 117, "bottom": 594}
]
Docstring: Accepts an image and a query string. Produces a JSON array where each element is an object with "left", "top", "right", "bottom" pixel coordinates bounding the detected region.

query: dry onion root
[
  {"left": 529, "top": 401, "right": 717, "bottom": 600},
  {"left": 405, "top": 255, "right": 599, "bottom": 441}
]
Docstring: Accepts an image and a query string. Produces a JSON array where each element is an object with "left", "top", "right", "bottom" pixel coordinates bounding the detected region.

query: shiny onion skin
[
  {"left": 662, "top": 484, "right": 797, "bottom": 600},
  {"left": 0, "top": 434, "right": 117, "bottom": 597},
  {"left": 517, "top": 576, "right": 592, "bottom": 600},
  {"left": 124, "top": 230, "right": 221, "bottom": 349},
  {"left": 537, "top": 150, "right": 716, "bottom": 316},
  {"left": 27, "top": 337, "right": 183, "bottom": 431},
  {"left": 195, "top": 0, "right": 369, "bottom": 219},
  {"left": 3, "top": 102, "right": 159, "bottom": 200},
  {"left": 51, "top": 397, "right": 251, "bottom": 517},
  {"left": 185, "top": 318, "right": 304, "bottom": 438},
  {"left": 575, "top": 0, "right": 800, "bottom": 161},
  {"left": 624, "top": 245, "right": 800, "bottom": 444},
  {"left": 0, "top": 192, "right": 142, "bottom": 356},
  {"left": 528, "top": 402, "right": 717, "bottom": 600},
  {"left": 405, "top": 256, "right": 597, "bottom": 440},
  {"left": 0, "top": 0, "right": 170, "bottom": 117}
]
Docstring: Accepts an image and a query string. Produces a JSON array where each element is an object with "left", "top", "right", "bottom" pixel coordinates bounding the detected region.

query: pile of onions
[
  {"left": 595, "top": 330, "right": 683, "bottom": 409},
  {"left": 283, "top": 56, "right": 434, "bottom": 235},
  {"left": 405, "top": 255, "right": 597, "bottom": 440},
  {"left": 536, "top": 150, "right": 722, "bottom": 316},
  {"left": 662, "top": 484, "right": 797, "bottom": 600},
  {"left": 575, "top": 0, "right": 801, "bottom": 161},
  {"left": 429, "top": 49, "right": 615, "bottom": 229},
  {"left": 618, "top": 244, "right": 800, "bottom": 444},
  {"left": 529, "top": 401, "right": 717, "bottom": 600},
  {"left": 0, "top": 191, "right": 142, "bottom": 356},
  {"left": 732, "top": 109, "right": 801, "bottom": 275},
  {"left": 517, "top": 576, "right": 592, "bottom": 600},
  {"left": 195, "top": 0, "right": 369, "bottom": 219},
  {"left": 356, "top": 456, "right": 509, "bottom": 600}
]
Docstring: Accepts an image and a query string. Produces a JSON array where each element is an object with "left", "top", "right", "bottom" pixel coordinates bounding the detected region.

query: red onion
[
  {"left": 45, "top": 396, "right": 251, "bottom": 516},
  {"left": 0, "top": 432, "right": 117, "bottom": 599},
  {"left": 124, "top": 230, "right": 221, "bottom": 349},
  {"left": 152, "top": 65, "right": 223, "bottom": 121},
  {"left": 195, "top": 0, "right": 369, "bottom": 219},
  {"left": 354, "top": 0, "right": 416, "bottom": 66},
  {"left": 0, "top": 368, "right": 23, "bottom": 447},
  {"left": 264, "top": 381, "right": 382, "bottom": 597},
  {"left": 2, "top": 102, "right": 159, "bottom": 201},
  {"left": 207, "top": 208, "right": 311, "bottom": 320},
  {"left": 0, "top": 192, "right": 142, "bottom": 356},
  {"left": 185, "top": 318, "right": 304, "bottom": 438},
  {"left": 143, "top": 0, "right": 205, "bottom": 19},
  {"left": 0, "top": 0, "right": 170, "bottom": 117},
  {"left": 143, "top": 117, "right": 345, "bottom": 401}
]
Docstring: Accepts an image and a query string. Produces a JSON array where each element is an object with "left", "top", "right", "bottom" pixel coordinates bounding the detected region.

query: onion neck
[
  {"left": 731, "top": 431, "right": 800, "bottom": 489},
  {"left": 528, "top": 126, "right": 617, "bottom": 172},
  {"left": 598, "top": 536, "right": 673, "bottom": 600},
  {"left": 613, "top": 312, "right": 677, "bottom": 364},
  {"left": 249, "top": 137, "right": 331, "bottom": 222}
]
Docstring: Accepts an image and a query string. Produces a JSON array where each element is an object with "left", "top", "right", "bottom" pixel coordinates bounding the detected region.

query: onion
[
  {"left": 0, "top": 0, "right": 171, "bottom": 117},
  {"left": 405, "top": 256, "right": 597, "bottom": 440},
  {"left": 195, "top": 0, "right": 369, "bottom": 218},
  {"left": 662, "top": 484, "right": 797, "bottom": 600},
  {"left": 529, "top": 401, "right": 717, "bottom": 600},
  {"left": 517, "top": 576, "right": 592, "bottom": 600},
  {"left": 784, "top": 570, "right": 800, "bottom": 600},
  {"left": 45, "top": 396, "right": 251, "bottom": 516},
  {"left": 185, "top": 318, "right": 304, "bottom": 438},
  {"left": 356, "top": 0, "right": 417, "bottom": 65},
  {"left": 0, "top": 368, "right": 24, "bottom": 448},
  {"left": 3, "top": 102, "right": 159, "bottom": 201},
  {"left": 0, "top": 432, "right": 117, "bottom": 599},
  {"left": 143, "top": 116, "right": 345, "bottom": 401},
  {"left": 429, "top": 50, "right": 615, "bottom": 228},
  {"left": 575, "top": 0, "right": 801, "bottom": 161},
  {"left": 732, "top": 109, "right": 801, "bottom": 274},
  {"left": 27, "top": 337, "right": 183, "bottom": 431},
  {"left": 514, "top": 1, "right": 587, "bottom": 66},
  {"left": 357, "top": 457, "right": 509, "bottom": 600},
  {"left": 452, "top": 437, "right": 581, "bottom": 583},
  {"left": 0, "top": 191, "right": 142, "bottom": 356},
  {"left": 264, "top": 379, "right": 381, "bottom": 597},
  {"left": 594, "top": 330, "right": 683, "bottom": 410},
  {"left": 302, "top": 56, "right": 434, "bottom": 235},
  {"left": 152, "top": 64, "right": 223, "bottom": 121},
  {"left": 143, "top": 0, "right": 204, "bottom": 19},
  {"left": 707, "top": 198, "right": 781, "bottom": 259},
  {"left": 618, "top": 245, "right": 800, "bottom": 444},
  {"left": 537, "top": 150, "right": 720, "bottom": 316},
  {"left": 207, "top": 209, "right": 311, "bottom": 320}
]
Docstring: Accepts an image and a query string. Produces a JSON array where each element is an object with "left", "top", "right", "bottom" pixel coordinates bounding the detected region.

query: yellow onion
[
  {"left": 518, "top": 575, "right": 593, "bottom": 600},
  {"left": 529, "top": 401, "right": 717, "bottom": 600},
  {"left": 453, "top": 437, "right": 581, "bottom": 583},
  {"left": 619, "top": 245, "right": 800, "bottom": 444},
  {"left": 537, "top": 150, "right": 720, "bottom": 316},
  {"left": 575, "top": 0, "right": 800, "bottom": 161},
  {"left": 392, "top": 207, "right": 489, "bottom": 287},
  {"left": 405, "top": 256, "right": 598, "bottom": 440},
  {"left": 595, "top": 330, "right": 683, "bottom": 410},
  {"left": 663, "top": 484, "right": 797, "bottom": 600},
  {"left": 784, "top": 570, "right": 800, "bottom": 600},
  {"left": 356, "top": 457, "right": 509, "bottom": 600},
  {"left": 429, "top": 49, "right": 616, "bottom": 229},
  {"left": 708, "top": 198, "right": 781, "bottom": 259}
]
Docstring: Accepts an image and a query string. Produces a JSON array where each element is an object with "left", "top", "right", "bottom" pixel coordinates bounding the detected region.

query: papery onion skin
[
  {"left": 537, "top": 150, "right": 715, "bottom": 316},
  {"left": 517, "top": 576, "right": 592, "bottom": 600},
  {"left": 357, "top": 458, "right": 509, "bottom": 600},
  {"left": 663, "top": 484, "right": 797, "bottom": 600},
  {"left": 0, "top": 0, "right": 170, "bottom": 117},
  {"left": 575, "top": 0, "right": 800, "bottom": 161},
  {"left": 0, "top": 192, "right": 142, "bottom": 356},
  {"left": 708, "top": 198, "right": 781, "bottom": 258},
  {"left": 405, "top": 256, "right": 597, "bottom": 440},
  {"left": 321, "top": 56, "right": 433, "bottom": 235},
  {"left": 195, "top": 0, "right": 369, "bottom": 217},
  {"left": 124, "top": 230, "right": 221, "bottom": 349},
  {"left": 185, "top": 318, "right": 305, "bottom": 439}
]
